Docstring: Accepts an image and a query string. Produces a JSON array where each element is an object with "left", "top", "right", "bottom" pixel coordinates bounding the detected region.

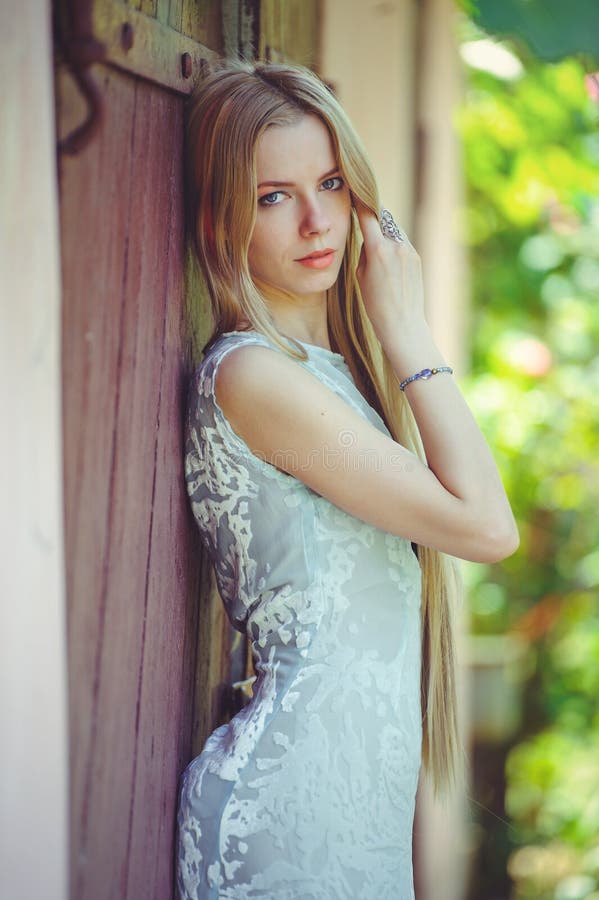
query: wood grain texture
[
  {"left": 57, "top": 56, "right": 238, "bottom": 898},
  {"left": 259, "top": 0, "right": 320, "bottom": 67},
  {"left": 181, "top": 0, "right": 222, "bottom": 47},
  {"left": 86, "top": 1, "right": 217, "bottom": 96},
  {"left": 168, "top": 0, "right": 184, "bottom": 30},
  {"left": 139, "top": 0, "right": 158, "bottom": 15}
]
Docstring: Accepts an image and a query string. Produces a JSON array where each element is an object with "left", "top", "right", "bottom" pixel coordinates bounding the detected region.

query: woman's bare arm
[
  {"left": 215, "top": 345, "right": 519, "bottom": 564},
  {"left": 355, "top": 200, "right": 519, "bottom": 558}
]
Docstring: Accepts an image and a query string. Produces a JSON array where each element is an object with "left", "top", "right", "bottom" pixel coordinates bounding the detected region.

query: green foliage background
[{"left": 458, "top": 21, "right": 599, "bottom": 900}]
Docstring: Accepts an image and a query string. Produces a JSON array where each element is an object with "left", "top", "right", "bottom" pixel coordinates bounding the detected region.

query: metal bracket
[
  {"left": 57, "top": 0, "right": 218, "bottom": 156},
  {"left": 57, "top": 0, "right": 106, "bottom": 155}
]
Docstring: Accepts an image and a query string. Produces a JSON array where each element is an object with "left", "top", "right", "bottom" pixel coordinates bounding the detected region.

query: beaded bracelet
[{"left": 398, "top": 366, "right": 454, "bottom": 392}]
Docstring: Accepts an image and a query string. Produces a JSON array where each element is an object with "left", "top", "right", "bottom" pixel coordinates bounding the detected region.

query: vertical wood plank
[
  {"left": 80, "top": 74, "right": 173, "bottom": 898},
  {"left": 259, "top": 0, "right": 320, "bottom": 67},
  {"left": 181, "top": 0, "right": 205, "bottom": 39},
  {"left": 139, "top": 0, "right": 158, "bottom": 16},
  {"left": 58, "top": 65, "right": 139, "bottom": 898},
  {"left": 156, "top": 0, "right": 171, "bottom": 25},
  {"left": 122, "top": 90, "right": 197, "bottom": 896},
  {"left": 57, "top": 62, "right": 210, "bottom": 899},
  {"left": 168, "top": 0, "right": 184, "bottom": 30},
  {"left": 181, "top": 0, "right": 222, "bottom": 48},
  {"left": 128, "top": 0, "right": 158, "bottom": 14}
]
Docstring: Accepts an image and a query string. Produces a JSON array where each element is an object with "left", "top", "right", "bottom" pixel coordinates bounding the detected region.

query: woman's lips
[{"left": 296, "top": 249, "right": 336, "bottom": 270}]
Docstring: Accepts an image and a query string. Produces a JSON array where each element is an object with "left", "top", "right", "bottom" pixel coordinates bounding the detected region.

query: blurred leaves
[
  {"left": 472, "top": 0, "right": 599, "bottom": 65},
  {"left": 459, "top": 24, "right": 599, "bottom": 900}
]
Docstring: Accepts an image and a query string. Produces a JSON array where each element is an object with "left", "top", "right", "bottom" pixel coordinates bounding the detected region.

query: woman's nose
[{"left": 299, "top": 198, "right": 331, "bottom": 236}]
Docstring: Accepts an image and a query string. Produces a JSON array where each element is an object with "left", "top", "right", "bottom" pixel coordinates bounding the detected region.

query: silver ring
[{"left": 380, "top": 208, "right": 404, "bottom": 243}]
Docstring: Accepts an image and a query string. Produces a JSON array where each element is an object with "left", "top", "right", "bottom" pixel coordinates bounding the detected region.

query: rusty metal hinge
[
  {"left": 56, "top": 0, "right": 217, "bottom": 155},
  {"left": 56, "top": 0, "right": 106, "bottom": 155}
]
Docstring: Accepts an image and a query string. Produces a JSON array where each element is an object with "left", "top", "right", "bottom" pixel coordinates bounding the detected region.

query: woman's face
[{"left": 248, "top": 114, "right": 351, "bottom": 305}]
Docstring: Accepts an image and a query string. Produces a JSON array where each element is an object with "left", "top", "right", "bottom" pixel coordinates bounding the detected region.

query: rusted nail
[{"left": 121, "top": 22, "right": 134, "bottom": 52}]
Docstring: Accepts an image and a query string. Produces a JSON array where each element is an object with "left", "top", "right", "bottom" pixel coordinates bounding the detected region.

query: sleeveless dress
[{"left": 177, "top": 330, "right": 423, "bottom": 900}]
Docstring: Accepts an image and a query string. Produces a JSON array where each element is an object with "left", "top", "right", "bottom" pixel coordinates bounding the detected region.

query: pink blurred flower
[
  {"left": 585, "top": 73, "right": 599, "bottom": 102},
  {"left": 506, "top": 337, "right": 553, "bottom": 376}
]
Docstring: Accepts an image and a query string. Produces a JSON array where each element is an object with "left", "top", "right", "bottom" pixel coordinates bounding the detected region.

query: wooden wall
[
  {"left": 58, "top": 62, "right": 199, "bottom": 898},
  {"left": 55, "top": 2, "right": 322, "bottom": 897},
  {"left": 258, "top": 0, "right": 320, "bottom": 65},
  {"left": 56, "top": 4, "right": 228, "bottom": 896}
]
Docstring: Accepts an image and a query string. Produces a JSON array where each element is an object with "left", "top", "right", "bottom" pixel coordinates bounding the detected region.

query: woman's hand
[{"left": 354, "top": 199, "right": 426, "bottom": 347}]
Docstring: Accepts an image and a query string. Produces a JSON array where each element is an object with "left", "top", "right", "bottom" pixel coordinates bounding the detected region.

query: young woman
[{"left": 178, "top": 59, "right": 518, "bottom": 899}]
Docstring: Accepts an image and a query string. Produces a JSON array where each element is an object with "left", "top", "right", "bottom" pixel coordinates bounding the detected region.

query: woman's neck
[{"left": 235, "top": 301, "right": 332, "bottom": 351}]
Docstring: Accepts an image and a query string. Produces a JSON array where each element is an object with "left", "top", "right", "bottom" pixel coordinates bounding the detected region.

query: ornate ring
[{"left": 380, "top": 207, "right": 404, "bottom": 243}]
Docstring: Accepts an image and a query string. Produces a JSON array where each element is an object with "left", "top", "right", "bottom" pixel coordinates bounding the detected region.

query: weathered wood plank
[
  {"left": 84, "top": 1, "right": 217, "bottom": 95},
  {"left": 123, "top": 89, "right": 195, "bottom": 896},
  {"left": 58, "top": 64, "right": 138, "bottom": 899},
  {"left": 259, "top": 0, "right": 320, "bottom": 67},
  {"left": 58, "top": 61, "right": 212, "bottom": 899},
  {"left": 139, "top": 0, "right": 158, "bottom": 16},
  {"left": 63, "top": 69, "right": 163, "bottom": 898},
  {"left": 79, "top": 73, "right": 175, "bottom": 898},
  {"left": 156, "top": 0, "right": 171, "bottom": 25},
  {"left": 168, "top": 0, "right": 184, "bottom": 30},
  {"left": 121, "top": 0, "right": 157, "bottom": 16},
  {"left": 181, "top": 0, "right": 222, "bottom": 48},
  {"left": 126, "top": 0, "right": 158, "bottom": 18}
]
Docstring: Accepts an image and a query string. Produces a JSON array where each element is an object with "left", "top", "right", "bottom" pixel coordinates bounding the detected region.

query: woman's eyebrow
[{"left": 257, "top": 166, "right": 340, "bottom": 189}]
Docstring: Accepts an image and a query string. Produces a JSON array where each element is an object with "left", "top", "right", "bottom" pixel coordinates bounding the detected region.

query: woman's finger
[
  {"left": 352, "top": 197, "right": 386, "bottom": 247},
  {"left": 380, "top": 208, "right": 406, "bottom": 244},
  {"left": 354, "top": 197, "right": 410, "bottom": 250}
]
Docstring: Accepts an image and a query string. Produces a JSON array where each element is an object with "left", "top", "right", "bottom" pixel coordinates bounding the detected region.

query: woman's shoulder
[
  {"left": 187, "top": 330, "right": 309, "bottom": 438},
  {"left": 190, "top": 330, "right": 275, "bottom": 390},
  {"left": 211, "top": 335, "right": 307, "bottom": 416},
  {"left": 202, "top": 329, "right": 274, "bottom": 364},
  {"left": 185, "top": 333, "right": 305, "bottom": 486},
  {"left": 207, "top": 330, "right": 381, "bottom": 433}
]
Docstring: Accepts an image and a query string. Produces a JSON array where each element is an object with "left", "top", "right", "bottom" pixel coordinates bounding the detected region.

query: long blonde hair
[{"left": 185, "top": 58, "right": 461, "bottom": 793}]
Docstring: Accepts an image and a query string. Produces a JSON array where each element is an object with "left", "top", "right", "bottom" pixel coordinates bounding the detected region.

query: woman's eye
[
  {"left": 258, "top": 191, "right": 285, "bottom": 207},
  {"left": 321, "top": 176, "right": 344, "bottom": 191}
]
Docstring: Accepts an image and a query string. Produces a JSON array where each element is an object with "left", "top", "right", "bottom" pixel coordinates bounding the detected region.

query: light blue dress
[{"left": 177, "top": 330, "right": 422, "bottom": 899}]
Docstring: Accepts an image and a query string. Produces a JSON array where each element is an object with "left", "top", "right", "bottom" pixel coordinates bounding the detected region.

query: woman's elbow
[{"left": 475, "top": 516, "right": 520, "bottom": 564}]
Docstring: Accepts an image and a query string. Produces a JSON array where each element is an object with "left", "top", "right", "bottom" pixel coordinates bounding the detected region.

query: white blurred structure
[{"left": 0, "top": 2, "right": 69, "bottom": 900}]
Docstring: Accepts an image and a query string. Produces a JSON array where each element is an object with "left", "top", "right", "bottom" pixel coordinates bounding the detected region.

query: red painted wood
[
  {"left": 58, "top": 63, "right": 208, "bottom": 899},
  {"left": 82, "top": 75, "right": 180, "bottom": 898},
  {"left": 59, "top": 67, "right": 138, "bottom": 896},
  {"left": 124, "top": 89, "right": 201, "bottom": 896}
]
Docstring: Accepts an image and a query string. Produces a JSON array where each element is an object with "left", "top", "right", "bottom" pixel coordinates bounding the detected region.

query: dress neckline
[{"left": 221, "top": 330, "right": 345, "bottom": 360}]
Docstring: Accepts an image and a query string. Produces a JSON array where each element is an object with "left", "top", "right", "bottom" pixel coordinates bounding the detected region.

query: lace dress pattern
[{"left": 177, "top": 331, "right": 423, "bottom": 899}]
